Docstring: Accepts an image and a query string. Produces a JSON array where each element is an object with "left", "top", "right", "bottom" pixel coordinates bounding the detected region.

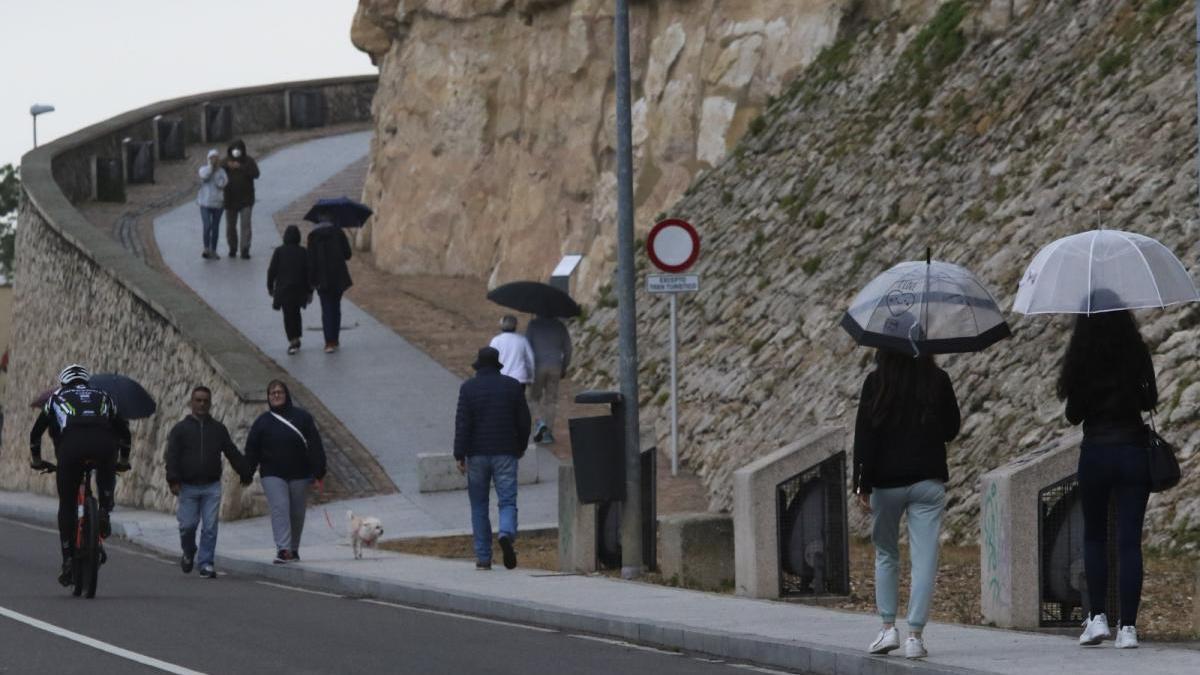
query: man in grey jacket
[
  {"left": 526, "top": 314, "right": 571, "bottom": 444},
  {"left": 165, "top": 386, "right": 247, "bottom": 578}
]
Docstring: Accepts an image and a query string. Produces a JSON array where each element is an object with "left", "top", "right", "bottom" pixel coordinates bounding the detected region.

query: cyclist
[{"left": 29, "top": 364, "right": 131, "bottom": 586}]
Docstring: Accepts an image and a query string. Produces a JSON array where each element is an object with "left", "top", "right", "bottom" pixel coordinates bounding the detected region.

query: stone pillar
[
  {"left": 733, "top": 426, "right": 845, "bottom": 599},
  {"left": 558, "top": 461, "right": 596, "bottom": 573},
  {"left": 979, "top": 433, "right": 1080, "bottom": 629},
  {"left": 660, "top": 512, "right": 734, "bottom": 591}
]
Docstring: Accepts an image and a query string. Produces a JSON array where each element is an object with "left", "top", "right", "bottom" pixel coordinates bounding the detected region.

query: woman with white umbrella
[{"left": 1016, "top": 229, "right": 1199, "bottom": 650}]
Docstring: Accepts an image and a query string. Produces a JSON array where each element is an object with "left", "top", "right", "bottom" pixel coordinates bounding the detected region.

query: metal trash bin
[{"left": 568, "top": 390, "right": 626, "bottom": 504}]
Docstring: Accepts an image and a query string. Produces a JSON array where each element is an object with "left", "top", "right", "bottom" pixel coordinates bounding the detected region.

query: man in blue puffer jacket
[{"left": 454, "top": 347, "right": 531, "bottom": 570}]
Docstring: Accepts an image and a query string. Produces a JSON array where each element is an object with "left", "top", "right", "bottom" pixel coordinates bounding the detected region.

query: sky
[{"left": 1, "top": 0, "right": 377, "bottom": 168}]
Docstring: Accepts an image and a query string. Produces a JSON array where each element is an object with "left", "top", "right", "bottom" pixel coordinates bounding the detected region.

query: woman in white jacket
[{"left": 197, "top": 149, "right": 228, "bottom": 259}]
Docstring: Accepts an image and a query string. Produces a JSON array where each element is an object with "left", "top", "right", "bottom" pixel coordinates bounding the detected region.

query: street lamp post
[{"left": 30, "top": 104, "right": 55, "bottom": 148}]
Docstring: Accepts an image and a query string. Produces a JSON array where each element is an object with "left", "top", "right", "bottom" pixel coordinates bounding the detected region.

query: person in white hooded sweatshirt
[
  {"left": 489, "top": 315, "right": 534, "bottom": 391},
  {"left": 196, "top": 149, "right": 228, "bottom": 259}
]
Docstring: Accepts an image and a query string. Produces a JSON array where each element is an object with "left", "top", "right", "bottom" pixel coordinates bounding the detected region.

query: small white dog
[{"left": 348, "top": 510, "right": 384, "bottom": 559}]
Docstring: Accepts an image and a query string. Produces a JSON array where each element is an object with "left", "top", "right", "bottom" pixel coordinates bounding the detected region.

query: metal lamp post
[{"left": 30, "top": 104, "right": 55, "bottom": 148}]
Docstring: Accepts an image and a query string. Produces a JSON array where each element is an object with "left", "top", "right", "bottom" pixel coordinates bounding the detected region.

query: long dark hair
[
  {"left": 868, "top": 349, "right": 942, "bottom": 428},
  {"left": 1056, "top": 309, "right": 1156, "bottom": 405}
]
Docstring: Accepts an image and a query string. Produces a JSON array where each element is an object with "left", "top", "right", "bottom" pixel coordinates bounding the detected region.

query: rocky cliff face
[
  {"left": 574, "top": 0, "right": 1200, "bottom": 547},
  {"left": 352, "top": 0, "right": 863, "bottom": 294}
]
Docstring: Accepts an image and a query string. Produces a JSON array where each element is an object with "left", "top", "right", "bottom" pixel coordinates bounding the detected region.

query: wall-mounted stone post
[
  {"left": 733, "top": 426, "right": 845, "bottom": 599},
  {"left": 286, "top": 89, "right": 327, "bottom": 129},
  {"left": 558, "top": 461, "right": 596, "bottom": 573},
  {"left": 661, "top": 512, "right": 734, "bottom": 591}
]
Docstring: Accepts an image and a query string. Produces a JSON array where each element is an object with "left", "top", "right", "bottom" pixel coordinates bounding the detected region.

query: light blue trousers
[{"left": 870, "top": 479, "right": 946, "bottom": 630}]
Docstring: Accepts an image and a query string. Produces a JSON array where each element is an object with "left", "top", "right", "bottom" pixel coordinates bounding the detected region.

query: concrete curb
[{"left": 1, "top": 499, "right": 969, "bottom": 675}]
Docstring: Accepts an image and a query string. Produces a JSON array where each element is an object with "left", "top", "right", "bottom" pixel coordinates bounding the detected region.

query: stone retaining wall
[{"left": 5, "top": 76, "right": 377, "bottom": 519}]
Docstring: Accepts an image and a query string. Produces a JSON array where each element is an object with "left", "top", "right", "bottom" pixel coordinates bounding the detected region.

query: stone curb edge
[{"left": 0, "top": 499, "right": 970, "bottom": 675}]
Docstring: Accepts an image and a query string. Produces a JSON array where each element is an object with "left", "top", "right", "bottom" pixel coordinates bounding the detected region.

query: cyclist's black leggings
[{"left": 55, "top": 439, "right": 116, "bottom": 557}]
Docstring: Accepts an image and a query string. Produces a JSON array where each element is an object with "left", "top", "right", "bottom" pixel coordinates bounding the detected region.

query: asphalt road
[{"left": 0, "top": 517, "right": 799, "bottom": 674}]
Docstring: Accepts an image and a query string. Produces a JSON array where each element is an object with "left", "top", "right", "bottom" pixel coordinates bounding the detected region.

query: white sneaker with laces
[
  {"left": 1114, "top": 625, "right": 1138, "bottom": 649},
  {"left": 867, "top": 627, "right": 899, "bottom": 654},
  {"left": 1079, "top": 613, "right": 1111, "bottom": 646},
  {"left": 904, "top": 636, "right": 928, "bottom": 659}
]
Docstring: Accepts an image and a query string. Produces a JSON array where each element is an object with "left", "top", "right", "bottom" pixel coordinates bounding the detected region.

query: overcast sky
[{"left": 1, "top": 0, "right": 376, "bottom": 168}]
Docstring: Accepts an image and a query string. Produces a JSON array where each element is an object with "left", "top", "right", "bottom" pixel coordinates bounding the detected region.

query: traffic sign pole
[{"left": 669, "top": 292, "right": 678, "bottom": 476}]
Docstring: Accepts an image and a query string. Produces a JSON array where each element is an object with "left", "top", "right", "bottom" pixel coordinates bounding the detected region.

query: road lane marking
[
  {"left": 359, "top": 599, "right": 557, "bottom": 633},
  {"left": 0, "top": 605, "right": 207, "bottom": 675},
  {"left": 255, "top": 581, "right": 344, "bottom": 598},
  {"left": 730, "top": 664, "right": 796, "bottom": 674},
  {"left": 568, "top": 634, "right": 681, "bottom": 655},
  {"left": 0, "top": 517, "right": 57, "bottom": 534},
  {"left": 0, "top": 517, "right": 171, "bottom": 564}
]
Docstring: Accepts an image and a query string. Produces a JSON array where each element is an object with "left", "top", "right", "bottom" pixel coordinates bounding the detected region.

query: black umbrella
[
  {"left": 303, "top": 197, "right": 373, "bottom": 228},
  {"left": 487, "top": 281, "right": 581, "bottom": 318},
  {"left": 90, "top": 374, "right": 156, "bottom": 419}
]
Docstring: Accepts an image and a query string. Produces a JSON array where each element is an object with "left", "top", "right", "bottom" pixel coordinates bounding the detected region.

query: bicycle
[{"left": 36, "top": 460, "right": 107, "bottom": 599}]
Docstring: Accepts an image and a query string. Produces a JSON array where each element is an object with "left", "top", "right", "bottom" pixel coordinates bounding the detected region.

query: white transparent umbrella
[
  {"left": 1013, "top": 229, "right": 1200, "bottom": 314},
  {"left": 841, "top": 259, "right": 1011, "bottom": 356}
]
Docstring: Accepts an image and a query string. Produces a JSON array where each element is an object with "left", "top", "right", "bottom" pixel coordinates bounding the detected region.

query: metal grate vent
[
  {"left": 125, "top": 141, "right": 155, "bottom": 184},
  {"left": 776, "top": 451, "right": 849, "bottom": 597},
  {"left": 156, "top": 117, "right": 185, "bottom": 161},
  {"left": 204, "top": 104, "right": 232, "bottom": 143},
  {"left": 1038, "top": 475, "right": 1118, "bottom": 627}
]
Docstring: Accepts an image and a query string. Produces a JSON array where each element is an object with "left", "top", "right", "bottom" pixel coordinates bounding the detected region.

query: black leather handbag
[{"left": 1147, "top": 412, "right": 1181, "bottom": 493}]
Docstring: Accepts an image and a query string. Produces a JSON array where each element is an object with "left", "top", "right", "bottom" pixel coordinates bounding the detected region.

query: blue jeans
[
  {"left": 466, "top": 455, "right": 519, "bottom": 563},
  {"left": 200, "top": 207, "right": 222, "bottom": 252},
  {"left": 870, "top": 479, "right": 946, "bottom": 630},
  {"left": 318, "top": 290, "right": 343, "bottom": 345},
  {"left": 177, "top": 481, "right": 222, "bottom": 568},
  {"left": 1078, "top": 442, "right": 1151, "bottom": 626}
]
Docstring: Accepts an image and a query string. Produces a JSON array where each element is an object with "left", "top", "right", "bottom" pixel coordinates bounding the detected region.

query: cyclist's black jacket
[{"left": 30, "top": 384, "right": 132, "bottom": 461}]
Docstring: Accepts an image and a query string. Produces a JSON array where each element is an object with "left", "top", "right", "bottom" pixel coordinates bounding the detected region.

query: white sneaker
[
  {"left": 867, "top": 626, "right": 900, "bottom": 654},
  {"left": 904, "top": 636, "right": 928, "bottom": 659},
  {"left": 1114, "top": 625, "right": 1138, "bottom": 649},
  {"left": 1079, "top": 613, "right": 1111, "bottom": 646}
]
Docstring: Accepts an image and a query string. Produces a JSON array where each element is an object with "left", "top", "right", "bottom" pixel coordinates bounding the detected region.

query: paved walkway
[
  {"left": 1, "top": 491, "right": 1195, "bottom": 675},
  {"left": 153, "top": 132, "right": 559, "bottom": 533}
]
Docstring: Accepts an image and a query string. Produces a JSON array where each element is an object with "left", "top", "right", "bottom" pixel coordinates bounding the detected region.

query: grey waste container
[{"left": 568, "top": 390, "right": 625, "bottom": 504}]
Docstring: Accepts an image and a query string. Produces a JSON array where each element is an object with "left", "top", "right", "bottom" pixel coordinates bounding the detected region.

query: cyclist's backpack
[{"left": 48, "top": 385, "right": 115, "bottom": 432}]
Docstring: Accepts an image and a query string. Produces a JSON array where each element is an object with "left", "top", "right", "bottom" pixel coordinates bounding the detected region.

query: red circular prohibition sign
[{"left": 646, "top": 219, "right": 701, "bottom": 273}]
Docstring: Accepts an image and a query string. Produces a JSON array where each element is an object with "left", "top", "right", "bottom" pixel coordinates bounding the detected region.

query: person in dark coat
[
  {"left": 306, "top": 218, "right": 353, "bottom": 353},
  {"left": 222, "top": 139, "right": 260, "bottom": 259},
  {"left": 242, "top": 380, "right": 326, "bottom": 564},
  {"left": 165, "top": 385, "right": 247, "bottom": 578},
  {"left": 267, "top": 225, "right": 312, "bottom": 355},
  {"left": 453, "top": 347, "right": 532, "bottom": 570}
]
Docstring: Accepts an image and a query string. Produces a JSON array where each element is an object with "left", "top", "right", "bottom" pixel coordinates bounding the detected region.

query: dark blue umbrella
[
  {"left": 90, "top": 374, "right": 156, "bottom": 419},
  {"left": 303, "top": 197, "right": 373, "bottom": 228}
]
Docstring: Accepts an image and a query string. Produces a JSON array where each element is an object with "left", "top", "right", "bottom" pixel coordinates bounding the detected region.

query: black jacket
[
  {"left": 222, "top": 139, "right": 260, "bottom": 210},
  {"left": 165, "top": 415, "right": 245, "bottom": 485},
  {"left": 30, "top": 384, "right": 131, "bottom": 461},
  {"left": 243, "top": 401, "right": 326, "bottom": 481},
  {"left": 852, "top": 368, "right": 960, "bottom": 494},
  {"left": 453, "top": 367, "right": 531, "bottom": 460},
  {"left": 1064, "top": 349, "right": 1156, "bottom": 446},
  {"left": 268, "top": 226, "right": 312, "bottom": 309},
  {"left": 306, "top": 224, "right": 352, "bottom": 294}
]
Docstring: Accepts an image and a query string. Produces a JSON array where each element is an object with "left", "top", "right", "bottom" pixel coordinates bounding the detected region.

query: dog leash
[{"left": 315, "top": 479, "right": 343, "bottom": 536}]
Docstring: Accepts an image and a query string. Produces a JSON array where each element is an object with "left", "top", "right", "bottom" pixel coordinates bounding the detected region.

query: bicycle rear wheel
[{"left": 79, "top": 497, "right": 100, "bottom": 599}]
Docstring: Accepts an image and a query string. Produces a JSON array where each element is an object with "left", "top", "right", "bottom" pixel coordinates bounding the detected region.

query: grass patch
[
  {"left": 1097, "top": 48, "right": 1131, "bottom": 78},
  {"left": 801, "top": 256, "right": 822, "bottom": 275},
  {"left": 964, "top": 203, "right": 987, "bottom": 223},
  {"left": 810, "top": 210, "right": 829, "bottom": 229}
]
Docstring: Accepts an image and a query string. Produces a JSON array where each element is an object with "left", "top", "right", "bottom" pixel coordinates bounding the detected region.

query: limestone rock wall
[
  {"left": 353, "top": 0, "right": 859, "bottom": 295},
  {"left": 574, "top": 0, "right": 1200, "bottom": 548}
]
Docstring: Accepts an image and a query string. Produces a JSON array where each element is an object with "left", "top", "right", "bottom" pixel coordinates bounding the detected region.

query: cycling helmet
[{"left": 58, "top": 364, "right": 90, "bottom": 385}]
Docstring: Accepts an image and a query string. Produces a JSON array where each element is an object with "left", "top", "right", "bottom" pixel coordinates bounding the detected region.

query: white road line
[
  {"left": 730, "top": 664, "right": 796, "bottom": 674},
  {"left": 0, "top": 517, "right": 171, "bottom": 564},
  {"left": 0, "top": 517, "right": 57, "bottom": 534},
  {"left": 567, "top": 634, "right": 681, "bottom": 656},
  {"left": 360, "top": 599, "right": 557, "bottom": 633},
  {"left": 254, "top": 581, "right": 344, "bottom": 598},
  {"left": 0, "top": 605, "right": 207, "bottom": 675}
]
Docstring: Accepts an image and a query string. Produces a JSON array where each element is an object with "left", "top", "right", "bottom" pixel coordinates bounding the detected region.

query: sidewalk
[{"left": 2, "top": 491, "right": 1195, "bottom": 675}]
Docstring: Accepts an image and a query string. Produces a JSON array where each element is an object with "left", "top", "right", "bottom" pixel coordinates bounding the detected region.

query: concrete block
[
  {"left": 660, "top": 512, "right": 734, "bottom": 591},
  {"left": 979, "top": 433, "right": 1080, "bottom": 629},
  {"left": 733, "top": 427, "right": 845, "bottom": 599},
  {"left": 416, "top": 445, "right": 553, "bottom": 492},
  {"left": 557, "top": 461, "right": 597, "bottom": 573}
]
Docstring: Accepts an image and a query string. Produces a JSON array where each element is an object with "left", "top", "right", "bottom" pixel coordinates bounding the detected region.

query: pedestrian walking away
[
  {"left": 165, "top": 385, "right": 247, "bottom": 578},
  {"left": 526, "top": 314, "right": 571, "bottom": 443},
  {"left": 1058, "top": 296, "right": 1157, "bottom": 650},
  {"left": 489, "top": 315, "right": 534, "bottom": 391},
  {"left": 29, "top": 364, "right": 132, "bottom": 586},
  {"left": 268, "top": 225, "right": 313, "bottom": 355},
  {"left": 853, "top": 349, "right": 959, "bottom": 660},
  {"left": 197, "top": 149, "right": 227, "bottom": 259},
  {"left": 242, "top": 380, "right": 326, "bottom": 564},
  {"left": 306, "top": 217, "right": 352, "bottom": 353},
  {"left": 454, "top": 347, "right": 532, "bottom": 570},
  {"left": 222, "top": 139, "right": 260, "bottom": 259}
]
